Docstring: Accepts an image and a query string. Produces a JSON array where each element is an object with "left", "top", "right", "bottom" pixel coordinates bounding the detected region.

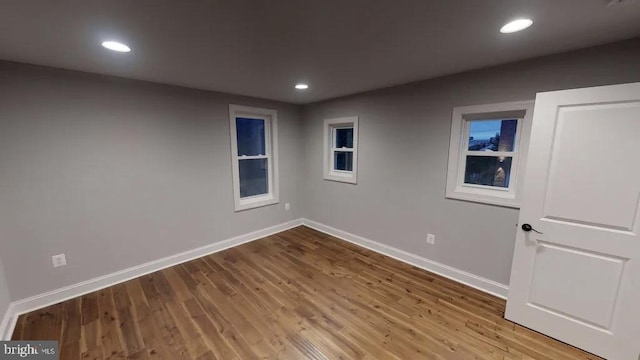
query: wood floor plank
[
  {"left": 164, "top": 300, "right": 211, "bottom": 359},
  {"left": 182, "top": 297, "right": 238, "bottom": 360},
  {"left": 111, "top": 283, "right": 144, "bottom": 357},
  {"left": 12, "top": 226, "right": 602, "bottom": 359},
  {"left": 96, "top": 288, "right": 125, "bottom": 359}
]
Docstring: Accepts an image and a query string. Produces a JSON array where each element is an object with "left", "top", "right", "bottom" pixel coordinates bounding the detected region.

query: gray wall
[
  {"left": 0, "top": 62, "right": 303, "bottom": 300},
  {"left": 0, "top": 257, "right": 10, "bottom": 323},
  {"left": 301, "top": 38, "right": 640, "bottom": 286}
]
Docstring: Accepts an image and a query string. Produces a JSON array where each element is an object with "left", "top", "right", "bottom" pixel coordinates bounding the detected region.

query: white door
[{"left": 505, "top": 82, "right": 640, "bottom": 360}]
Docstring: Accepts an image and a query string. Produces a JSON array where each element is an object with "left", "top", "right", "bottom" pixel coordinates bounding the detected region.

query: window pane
[
  {"left": 334, "top": 128, "right": 353, "bottom": 149},
  {"left": 464, "top": 156, "right": 512, "bottom": 188},
  {"left": 334, "top": 151, "right": 353, "bottom": 171},
  {"left": 239, "top": 159, "right": 268, "bottom": 197},
  {"left": 468, "top": 119, "right": 517, "bottom": 152},
  {"left": 236, "top": 117, "right": 266, "bottom": 156}
]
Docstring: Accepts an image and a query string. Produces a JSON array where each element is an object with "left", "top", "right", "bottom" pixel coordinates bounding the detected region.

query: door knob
[{"left": 521, "top": 223, "right": 543, "bottom": 234}]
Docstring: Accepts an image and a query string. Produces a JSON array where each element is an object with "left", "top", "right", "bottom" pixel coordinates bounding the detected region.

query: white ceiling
[{"left": 1, "top": 0, "right": 639, "bottom": 104}]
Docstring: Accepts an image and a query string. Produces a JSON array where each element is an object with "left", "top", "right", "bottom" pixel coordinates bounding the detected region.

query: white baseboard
[
  {"left": 1, "top": 303, "right": 16, "bottom": 341},
  {"left": 301, "top": 219, "right": 509, "bottom": 299},
  {"left": 1, "top": 218, "right": 303, "bottom": 340}
]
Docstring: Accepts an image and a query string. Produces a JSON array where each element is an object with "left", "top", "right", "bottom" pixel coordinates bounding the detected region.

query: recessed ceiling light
[
  {"left": 101, "top": 41, "right": 131, "bottom": 53},
  {"left": 295, "top": 83, "right": 309, "bottom": 90},
  {"left": 500, "top": 19, "right": 533, "bottom": 34}
]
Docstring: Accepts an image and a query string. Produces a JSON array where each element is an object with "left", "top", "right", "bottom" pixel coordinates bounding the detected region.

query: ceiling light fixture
[
  {"left": 500, "top": 19, "right": 533, "bottom": 34},
  {"left": 101, "top": 41, "right": 131, "bottom": 52},
  {"left": 295, "top": 83, "right": 309, "bottom": 90}
]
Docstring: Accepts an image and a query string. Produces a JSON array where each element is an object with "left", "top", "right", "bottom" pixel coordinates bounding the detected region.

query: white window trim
[
  {"left": 323, "top": 116, "right": 359, "bottom": 184},
  {"left": 445, "top": 100, "right": 534, "bottom": 208},
  {"left": 229, "top": 104, "right": 279, "bottom": 211}
]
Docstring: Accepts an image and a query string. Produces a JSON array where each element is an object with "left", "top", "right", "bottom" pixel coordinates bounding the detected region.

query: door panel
[
  {"left": 506, "top": 82, "right": 640, "bottom": 360},
  {"left": 543, "top": 102, "right": 640, "bottom": 231},
  {"left": 529, "top": 242, "right": 624, "bottom": 329}
]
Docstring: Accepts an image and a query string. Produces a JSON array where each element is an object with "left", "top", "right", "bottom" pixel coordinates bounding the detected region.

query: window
[
  {"left": 229, "top": 104, "right": 279, "bottom": 211},
  {"left": 446, "top": 101, "right": 534, "bottom": 208},
  {"left": 323, "top": 116, "right": 359, "bottom": 184}
]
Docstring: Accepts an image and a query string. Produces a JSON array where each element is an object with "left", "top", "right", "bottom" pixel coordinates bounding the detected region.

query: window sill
[
  {"left": 324, "top": 171, "right": 357, "bottom": 184},
  {"left": 235, "top": 194, "right": 279, "bottom": 212},
  {"left": 446, "top": 190, "right": 520, "bottom": 209}
]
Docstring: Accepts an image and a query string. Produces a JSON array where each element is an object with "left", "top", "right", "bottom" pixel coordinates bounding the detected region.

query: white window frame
[
  {"left": 323, "top": 116, "right": 359, "bottom": 184},
  {"left": 229, "top": 104, "right": 279, "bottom": 211},
  {"left": 445, "top": 100, "right": 534, "bottom": 208}
]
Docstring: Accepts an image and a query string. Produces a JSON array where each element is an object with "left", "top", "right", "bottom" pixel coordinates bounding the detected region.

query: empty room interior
[{"left": 1, "top": 1, "right": 640, "bottom": 359}]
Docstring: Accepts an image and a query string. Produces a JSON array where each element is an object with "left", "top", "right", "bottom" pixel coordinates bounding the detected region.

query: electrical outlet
[
  {"left": 285, "top": 203, "right": 290, "bottom": 211},
  {"left": 52, "top": 254, "right": 67, "bottom": 268},
  {"left": 427, "top": 234, "right": 435, "bottom": 245}
]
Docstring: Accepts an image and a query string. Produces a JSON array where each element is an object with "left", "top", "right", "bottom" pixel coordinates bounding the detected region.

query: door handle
[{"left": 521, "top": 223, "right": 543, "bottom": 234}]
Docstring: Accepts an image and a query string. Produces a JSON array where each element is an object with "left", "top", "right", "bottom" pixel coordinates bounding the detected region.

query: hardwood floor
[{"left": 12, "top": 226, "right": 601, "bottom": 360}]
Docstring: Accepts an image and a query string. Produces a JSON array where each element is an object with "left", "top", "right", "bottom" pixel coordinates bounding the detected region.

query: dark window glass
[
  {"left": 335, "top": 128, "right": 353, "bottom": 149},
  {"left": 236, "top": 118, "right": 265, "bottom": 156},
  {"left": 239, "top": 159, "right": 268, "bottom": 197},
  {"left": 334, "top": 151, "right": 353, "bottom": 171},
  {"left": 464, "top": 156, "right": 512, "bottom": 188}
]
